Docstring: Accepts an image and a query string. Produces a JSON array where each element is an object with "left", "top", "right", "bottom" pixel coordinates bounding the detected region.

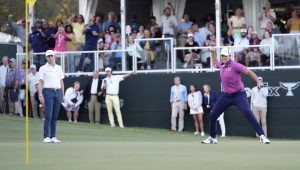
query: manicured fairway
[{"left": 0, "top": 115, "right": 299, "bottom": 170}]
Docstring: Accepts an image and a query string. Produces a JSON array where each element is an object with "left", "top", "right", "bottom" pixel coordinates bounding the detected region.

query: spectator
[
  {"left": 200, "top": 34, "right": 216, "bottom": 67},
  {"left": 159, "top": 7, "right": 178, "bottom": 38},
  {"left": 183, "top": 33, "right": 200, "bottom": 68},
  {"left": 258, "top": 1, "right": 276, "bottom": 38},
  {"left": 78, "top": 15, "right": 100, "bottom": 72},
  {"left": 287, "top": 11, "right": 300, "bottom": 33},
  {"left": 202, "top": 84, "right": 225, "bottom": 137},
  {"left": 54, "top": 26, "right": 68, "bottom": 52},
  {"left": 38, "top": 50, "right": 65, "bottom": 143},
  {"left": 29, "top": 25, "right": 47, "bottom": 69},
  {"left": 65, "top": 24, "right": 77, "bottom": 72},
  {"left": 0, "top": 56, "right": 9, "bottom": 114},
  {"left": 139, "top": 30, "right": 155, "bottom": 70},
  {"left": 136, "top": 25, "right": 145, "bottom": 39},
  {"left": 223, "top": 29, "right": 234, "bottom": 46},
  {"left": 28, "top": 64, "right": 39, "bottom": 118},
  {"left": 147, "top": 16, "right": 158, "bottom": 29},
  {"left": 192, "top": 23, "right": 205, "bottom": 47},
  {"left": 95, "top": 15, "right": 104, "bottom": 37},
  {"left": 42, "top": 20, "right": 57, "bottom": 50},
  {"left": 259, "top": 30, "right": 273, "bottom": 66},
  {"left": 101, "top": 67, "right": 134, "bottom": 128},
  {"left": 55, "top": 19, "right": 64, "bottom": 30},
  {"left": 227, "top": 8, "right": 246, "bottom": 35},
  {"left": 233, "top": 29, "right": 249, "bottom": 64},
  {"left": 245, "top": 31, "right": 262, "bottom": 67},
  {"left": 8, "top": 14, "right": 26, "bottom": 49},
  {"left": 102, "top": 11, "right": 121, "bottom": 33},
  {"left": 84, "top": 71, "right": 104, "bottom": 124},
  {"left": 5, "top": 58, "right": 21, "bottom": 117},
  {"left": 169, "top": 76, "right": 188, "bottom": 132},
  {"left": 247, "top": 26, "right": 254, "bottom": 39},
  {"left": 149, "top": 25, "right": 162, "bottom": 38},
  {"left": 18, "top": 61, "right": 26, "bottom": 117},
  {"left": 129, "top": 15, "right": 141, "bottom": 33},
  {"left": 68, "top": 14, "right": 85, "bottom": 51},
  {"left": 207, "top": 23, "right": 216, "bottom": 38},
  {"left": 187, "top": 85, "right": 204, "bottom": 136},
  {"left": 177, "top": 14, "right": 193, "bottom": 47},
  {"left": 110, "top": 34, "right": 122, "bottom": 69},
  {"left": 251, "top": 76, "right": 268, "bottom": 137},
  {"left": 98, "top": 40, "right": 111, "bottom": 71},
  {"left": 265, "top": 22, "right": 281, "bottom": 35},
  {"left": 126, "top": 35, "right": 142, "bottom": 70},
  {"left": 62, "top": 81, "right": 83, "bottom": 123}
]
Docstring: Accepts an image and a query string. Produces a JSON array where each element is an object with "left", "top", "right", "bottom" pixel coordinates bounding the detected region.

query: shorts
[
  {"left": 190, "top": 106, "right": 204, "bottom": 115},
  {"left": 10, "top": 89, "right": 19, "bottom": 102}
]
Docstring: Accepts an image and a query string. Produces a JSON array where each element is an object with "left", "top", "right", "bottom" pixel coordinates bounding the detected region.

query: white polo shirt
[
  {"left": 28, "top": 72, "right": 39, "bottom": 96},
  {"left": 102, "top": 75, "right": 124, "bottom": 95},
  {"left": 39, "top": 63, "right": 64, "bottom": 89},
  {"left": 159, "top": 15, "right": 178, "bottom": 35}
]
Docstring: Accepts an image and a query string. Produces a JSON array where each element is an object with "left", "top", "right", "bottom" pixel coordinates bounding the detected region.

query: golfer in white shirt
[{"left": 101, "top": 67, "right": 134, "bottom": 128}]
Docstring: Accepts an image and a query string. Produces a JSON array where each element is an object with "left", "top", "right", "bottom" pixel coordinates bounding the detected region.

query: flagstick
[{"left": 25, "top": 0, "right": 29, "bottom": 165}]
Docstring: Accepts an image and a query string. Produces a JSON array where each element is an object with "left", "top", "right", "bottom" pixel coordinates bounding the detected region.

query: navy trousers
[
  {"left": 209, "top": 90, "right": 264, "bottom": 138},
  {"left": 43, "top": 88, "right": 62, "bottom": 138},
  {"left": 78, "top": 44, "right": 97, "bottom": 72}
]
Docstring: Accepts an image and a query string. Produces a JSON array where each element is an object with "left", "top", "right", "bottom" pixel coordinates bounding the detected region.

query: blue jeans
[
  {"left": 209, "top": 90, "right": 265, "bottom": 138},
  {"left": 66, "top": 54, "right": 75, "bottom": 73},
  {"left": 43, "top": 88, "right": 62, "bottom": 138},
  {"left": 78, "top": 44, "right": 96, "bottom": 72}
]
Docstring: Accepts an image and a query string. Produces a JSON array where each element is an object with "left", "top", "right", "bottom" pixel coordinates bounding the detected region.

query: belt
[
  {"left": 106, "top": 93, "right": 118, "bottom": 96},
  {"left": 91, "top": 94, "right": 97, "bottom": 95},
  {"left": 44, "top": 88, "right": 61, "bottom": 91}
]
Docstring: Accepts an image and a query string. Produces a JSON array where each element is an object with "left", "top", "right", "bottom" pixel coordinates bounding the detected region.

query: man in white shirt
[
  {"left": 251, "top": 77, "right": 268, "bottom": 137},
  {"left": 258, "top": 2, "right": 276, "bottom": 39},
  {"left": 38, "top": 50, "right": 65, "bottom": 143},
  {"left": 62, "top": 81, "right": 83, "bottom": 123},
  {"left": 234, "top": 29, "right": 249, "bottom": 64},
  {"left": 0, "top": 56, "right": 9, "bottom": 113},
  {"left": 28, "top": 64, "right": 39, "bottom": 118},
  {"left": 84, "top": 70, "right": 104, "bottom": 124},
  {"left": 101, "top": 67, "right": 134, "bottom": 128},
  {"left": 159, "top": 7, "right": 178, "bottom": 37}
]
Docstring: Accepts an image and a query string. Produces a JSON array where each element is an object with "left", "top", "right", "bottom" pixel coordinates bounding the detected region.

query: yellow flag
[{"left": 27, "top": 0, "right": 37, "bottom": 6}]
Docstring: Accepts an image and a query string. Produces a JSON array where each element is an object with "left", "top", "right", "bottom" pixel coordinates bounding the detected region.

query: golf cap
[
  {"left": 9, "top": 58, "right": 16, "bottom": 63},
  {"left": 105, "top": 67, "right": 112, "bottom": 72},
  {"left": 45, "top": 50, "right": 55, "bottom": 57},
  {"left": 220, "top": 47, "right": 231, "bottom": 56},
  {"left": 241, "top": 29, "right": 247, "bottom": 33},
  {"left": 30, "top": 64, "right": 37, "bottom": 69},
  {"left": 188, "top": 33, "right": 194, "bottom": 37}
]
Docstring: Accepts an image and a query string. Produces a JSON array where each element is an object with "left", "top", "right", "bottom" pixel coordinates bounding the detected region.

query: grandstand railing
[{"left": 18, "top": 33, "right": 300, "bottom": 75}]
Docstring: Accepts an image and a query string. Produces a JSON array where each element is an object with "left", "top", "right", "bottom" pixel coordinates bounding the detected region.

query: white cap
[
  {"left": 221, "top": 47, "right": 232, "bottom": 56},
  {"left": 187, "top": 33, "right": 194, "bottom": 37},
  {"left": 30, "top": 64, "right": 36, "bottom": 69},
  {"left": 105, "top": 67, "right": 112, "bottom": 72},
  {"left": 241, "top": 29, "right": 247, "bottom": 33},
  {"left": 45, "top": 50, "right": 55, "bottom": 57}
]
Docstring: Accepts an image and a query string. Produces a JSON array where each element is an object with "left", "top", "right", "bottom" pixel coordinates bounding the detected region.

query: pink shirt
[
  {"left": 54, "top": 32, "right": 68, "bottom": 52},
  {"left": 215, "top": 60, "right": 247, "bottom": 94}
]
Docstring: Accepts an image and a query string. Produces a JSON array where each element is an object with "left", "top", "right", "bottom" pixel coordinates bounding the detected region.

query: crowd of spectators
[{"left": 6, "top": 2, "right": 300, "bottom": 72}]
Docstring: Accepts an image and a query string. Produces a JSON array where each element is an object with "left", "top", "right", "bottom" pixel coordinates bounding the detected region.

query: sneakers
[
  {"left": 200, "top": 132, "right": 205, "bottom": 136},
  {"left": 194, "top": 131, "right": 200, "bottom": 135},
  {"left": 51, "top": 137, "right": 61, "bottom": 143},
  {"left": 201, "top": 136, "right": 217, "bottom": 144},
  {"left": 43, "top": 137, "right": 52, "bottom": 143},
  {"left": 260, "top": 135, "right": 271, "bottom": 144}
]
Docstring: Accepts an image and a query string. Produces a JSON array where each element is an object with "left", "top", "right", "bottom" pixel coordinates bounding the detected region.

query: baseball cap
[
  {"left": 105, "top": 67, "right": 112, "bottom": 72},
  {"left": 9, "top": 58, "right": 16, "bottom": 63},
  {"left": 30, "top": 64, "right": 36, "bottom": 69},
  {"left": 188, "top": 33, "right": 194, "bottom": 37},
  {"left": 220, "top": 47, "right": 232, "bottom": 56},
  {"left": 241, "top": 29, "right": 247, "bottom": 33},
  {"left": 45, "top": 50, "right": 55, "bottom": 57}
]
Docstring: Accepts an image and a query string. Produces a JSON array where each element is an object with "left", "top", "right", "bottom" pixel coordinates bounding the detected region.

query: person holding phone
[{"left": 258, "top": 2, "right": 276, "bottom": 38}]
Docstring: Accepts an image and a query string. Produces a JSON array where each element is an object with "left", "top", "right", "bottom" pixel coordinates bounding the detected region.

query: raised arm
[
  {"left": 123, "top": 71, "right": 136, "bottom": 78},
  {"left": 245, "top": 69, "right": 263, "bottom": 88}
]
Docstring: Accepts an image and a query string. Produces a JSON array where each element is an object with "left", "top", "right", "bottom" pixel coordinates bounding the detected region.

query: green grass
[{"left": 0, "top": 114, "right": 300, "bottom": 170}]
